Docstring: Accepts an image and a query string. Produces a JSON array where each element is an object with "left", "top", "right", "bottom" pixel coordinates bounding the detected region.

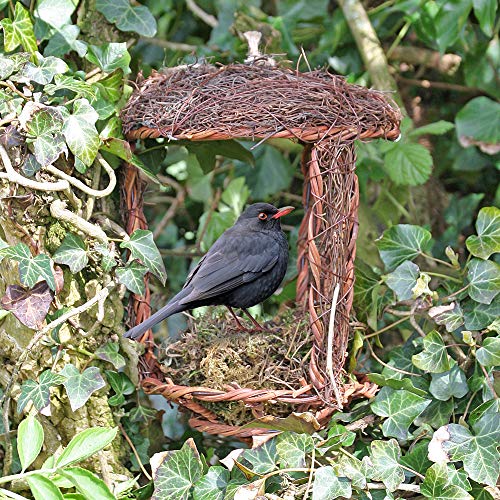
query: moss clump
[
  {"left": 158, "top": 307, "right": 311, "bottom": 426},
  {"left": 45, "top": 220, "right": 67, "bottom": 252}
]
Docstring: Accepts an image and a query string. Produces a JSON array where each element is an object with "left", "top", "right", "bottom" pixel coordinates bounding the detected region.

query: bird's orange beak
[{"left": 271, "top": 206, "right": 295, "bottom": 219}]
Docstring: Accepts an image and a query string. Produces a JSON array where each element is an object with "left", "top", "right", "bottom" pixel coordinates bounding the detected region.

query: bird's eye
[{"left": 258, "top": 212, "right": 268, "bottom": 220}]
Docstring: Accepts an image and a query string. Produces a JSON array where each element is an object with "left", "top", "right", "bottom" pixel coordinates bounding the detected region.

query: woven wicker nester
[{"left": 121, "top": 62, "right": 401, "bottom": 438}]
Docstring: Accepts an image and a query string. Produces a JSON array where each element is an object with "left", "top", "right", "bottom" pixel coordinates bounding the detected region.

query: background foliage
[{"left": 0, "top": 0, "right": 498, "bottom": 499}]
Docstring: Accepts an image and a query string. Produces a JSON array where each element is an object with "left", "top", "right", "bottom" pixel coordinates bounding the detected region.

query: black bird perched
[{"left": 124, "top": 203, "right": 294, "bottom": 340}]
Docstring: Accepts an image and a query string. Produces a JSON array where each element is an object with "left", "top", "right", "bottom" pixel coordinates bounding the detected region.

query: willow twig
[{"left": 327, "top": 283, "right": 343, "bottom": 408}]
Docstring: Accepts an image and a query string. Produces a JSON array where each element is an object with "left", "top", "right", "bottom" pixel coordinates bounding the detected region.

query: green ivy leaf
[
  {"left": 241, "top": 438, "right": 278, "bottom": 474},
  {"left": 384, "top": 260, "right": 420, "bottom": 300},
  {"left": 60, "top": 468, "right": 114, "bottom": 499},
  {"left": 96, "top": 0, "right": 157, "bottom": 37},
  {"left": 376, "top": 224, "right": 433, "bottom": 270},
  {"left": 44, "top": 24, "right": 87, "bottom": 58},
  {"left": 153, "top": 438, "right": 203, "bottom": 500},
  {"left": 371, "top": 387, "right": 431, "bottom": 440},
  {"left": 53, "top": 233, "right": 88, "bottom": 273},
  {"left": 18, "top": 414, "right": 44, "bottom": 471},
  {"left": 17, "top": 369, "right": 66, "bottom": 413},
  {"left": 476, "top": 337, "right": 500, "bottom": 366},
  {"left": 416, "top": 399, "right": 454, "bottom": 429},
  {"left": 408, "top": 120, "right": 455, "bottom": 137},
  {"left": 400, "top": 440, "right": 433, "bottom": 475},
  {"left": 45, "top": 75, "right": 97, "bottom": 100},
  {"left": 63, "top": 98, "right": 100, "bottom": 168},
  {"left": 455, "top": 97, "right": 500, "bottom": 154},
  {"left": 429, "top": 365, "right": 469, "bottom": 401},
  {"left": 463, "top": 297, "right": 500, "bottom": 330},
  {"left": 383, "top": 142, "right": 433, "bottom": 186},
  {"left": 220, "top": 177, "right": 250, "bottom": 216},
  {"left": 317, "top": 424, "right": 356, "bottom": 452},
  {"left": 193, "top": 466, "right": 229, "bottom": 500},
  {"left": 60, "top": 364, "right": 105, "bottom": 412},
  {"left": 56, "top": 427, "right": 117, "bottom": 468},
  {"left": 368, "top": 373, "right": 428, "bottom": 397},
  {"left": 86, "top": 42, "right": 131, "bottom": 73},
  {"left": 94, "top": 242, "right": 117, "bottom": 272},
  {"left": 105, "top": 370, "right": 134, "bottom": 406},
  {"left": 116, "top": 262, "right": 147, "bottom": 295},
  {"left": 421, "top": 462, "right": 473, "bottom": 499},
  {"left": 369, "top": 439, "right": 405, "bottom": 492},
  {"left": 34, "top": 133, "right": 67, "bottom": 167},
  {"left": 440, "top": 413, "right": 500, "bottom": 487},
  {"left": 34, "top": 0, "right": 78, "bottom": 29},
  {"left": 1, "top": 3, "right": 37, "bottom": 53},
  {"left": 121, "top": 230, "right": 167, "bottom": 285},
  {"left": 311, "top": 466, "right": 352, "bottom": 500},
  {"left": 472, "top": 0, "right": 498, "bottom": 38},
  {"left": 412, "top": 330, "right": 451, "bottom": 373},
  {"left": 334, "top": 453, "right": 366, "bottom": 489},
  {"left": 95, "top": 342, "right": 125, "bottom": 370},
  {"left": 467, "top": 258, "right": 500, "bottom": 305},
  {"left": 0, "top": 54, "right": 16, "bottom": 80},
  {"left": 276, "top": 432, "right": 313, "bottom": 468},
  {"left": 27, "top": 474, "right": 63, "bottom": 500},
  {"left": 466, "top": 207, "right": 500, "bottom": 260},
  {"left": 20, "top": 55, "right": 68, "bottom": 84}
]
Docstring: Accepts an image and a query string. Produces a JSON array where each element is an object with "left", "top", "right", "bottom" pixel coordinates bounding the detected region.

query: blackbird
[{"left": 124, "top": 203, "right": 294, "bottom": 340}]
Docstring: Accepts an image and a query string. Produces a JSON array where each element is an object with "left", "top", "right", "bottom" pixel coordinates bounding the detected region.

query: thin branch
[
  {"left": 119, "top": 423, "right": 152, "bottom": 481},
  {"left": 397, "top": 75, "right": 484, "bottom": 94},
  {"left": 50, "top": 200, "right": 109, "bottom": 244},
  {"left": 185, "top": 0, "right": 218, "bottom": 28},
  {"left": 45, "top": 155, "right": 116, "bottom": 198},
  {"left": 388, "top": 46, "right": 461, "bottom": 75},
  {"left": 143, "top": 38, "right": 197, "bottom": 52},
  {"left": 0, "top": 144, "right": 69, "bottom": 192}
]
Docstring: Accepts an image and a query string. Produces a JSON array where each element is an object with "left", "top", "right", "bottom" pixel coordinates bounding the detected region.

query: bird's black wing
[{"left": 178, "top": 228, "right": 279, "bottom": 305}]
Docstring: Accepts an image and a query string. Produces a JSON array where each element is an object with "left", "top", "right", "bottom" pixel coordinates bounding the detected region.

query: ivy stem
[
  {"left": 420, "top": 252, "right": 456, "bottom": 269},
  {"left": 364, "top": 316, "right": 409, "bottom": 338},
  {"left": 425, "top": 271, "right": 462, "bottom": 283}
]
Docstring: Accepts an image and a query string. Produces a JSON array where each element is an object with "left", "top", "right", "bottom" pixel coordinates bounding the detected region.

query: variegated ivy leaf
[
  {"left": 63, "top": 98, "right": 100, "bottom": 168},
  {"left": 467, "top": 258, "right": 500, "bottom": 305},
  {"left": 466, "top": 207, "right": 500, "bottom": 260},
  {"left": 116, "top": 262, "right": 147, "bottom": 295},
  {"left": 60, "top": 364, "right": 105, "bottom": 412},
  {"left": 1, "top": 3, "right": 37, "bottom": 54},
  {"left": 53, "top": 233, "right": 88, "bottom": 273},
  {"left": 367, "top": 439, "right": 405, "bottom": 492},
  {"left": 385, "top": 260, "right": 419, "bottom": 300},
  {"left": 412, "top": 330, "right": 451, "bottom": 373},
  {"left": 19, "top": 54, "right": 68, "bottom": 84}
]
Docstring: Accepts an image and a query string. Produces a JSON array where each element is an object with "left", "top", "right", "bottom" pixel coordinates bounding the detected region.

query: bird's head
[{"left": 236, "top": 203, "right": 294, "bottom": 231}]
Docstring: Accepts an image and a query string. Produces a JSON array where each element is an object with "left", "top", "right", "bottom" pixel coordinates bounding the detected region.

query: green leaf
[
  {"left": 60, "top": 467, "right": 114, "bottom": 500},
  {"left": 376, "top": 224, "right": 433, "bottom": 270},
  {"left": 86, "top": 42, "right": 131, "bottom": 73},
  {"left": 429, "top": 365, "right": 469, "bottom": 401},
  {"left": 466, "top": 207, "right": 500, "bottom": 260},
  {"left": 26, "top": 106, "right": 64, "bottom": 136},
  {"left": 198, "top": 211, "right": 235, "bottom": 251},
  {"left": 95, "top": 342, "right": 125, "bottom": 370},
  {"left": 434, "top": 0, "right": 472, "bottom": 52},
  {"left": 34, "top": 133, "right": 67, "bottom": 167},
  {"left": 472, "top": 0, "right": 497, "bottom": 36},
  {"left": 421, "top": 462, "right": 473, "bottom": 500},
  {"left": 467, "top": 258, "right": 500, "bottom": 305},
  {"left": 220, "top": 177, "right": 250, "bottom": 216},
  {"left": 152, "top": 438, "right": 203, "bottom": 500},
  {"left": 412, "top": 330, "right": 451, "bottom": 373},
  {"left": 409, "top": 120, "right": 455, "bottom": 137},
  {"left": 463, "top": 297, "right": 500, "bottom": 330},
  {"left": 116, "top": 262, "right": 147, "bottom": 295},
  {"left": 53, "top": 233, "right": 88, "bottom": 273},
  {"left": 63, "top": 98, "right": 100, "bottom": 167},
  {"left": 334, "top": 453, "right": 366, "bottom": 489},
  {"left": 440, "top": 413, "right": 500, "bottom": 487},
  {"left": 383, "top": 142, "right": 433, "bottom": 186},
  {"left": 241, "top": 438, "right": 278, "bottom": 474},
  {"left": 105, "top": 370, "right": 134, "bottom": 403},
  {"left": 27, "top": 474, "right": 64, "bottom": 500},
  {"left": 21, "top": 55, "right": 68, "bottom": 84},
  {"left": 369, "top": 439, "right": 405, "bottom": 492},
  {"left": 18, "top": 414, "right": 44, "bottom": 471},
  {"left": 368, "top": 373, "right": 428, "bottom": 397},
  {"left": 476, "top": 337, "right": 500, "bottom": 366},
  {"left": 312, "top": 466, "right": 352, "bottom": 500},
  {"left": 45, "top": 75, "right": 97, "bottom": 100},
  {"left": 400, "top": 440, "right": 433, "bottom": 475},
  {"left": 44, "top": 24, "right": 87, "bottom": 58},
  {"left": 17, "top": 370, "right": 66, "bottom": 413},
  {"left": 35, "top": 0, "right": 78, "bottom": 29},
  {"left": 94, "top": 242, "right": 117, "bottom": 272},
  {"left": 317, "top": 424, "right": 355, "bottom": 452},
  {"left": 456, "top": 97, "right": 500, "bottom": 155},
  {"left": 371, "top": 387, "right": 430, "bottom": 440},
  {"left": 384, "top": 260, "right": 420, "bottom": 300},
  {"left": 0, "top": 54, "right": 16, "bottom": 79},
  {"left": 193, "top": 466, "right": 229, "bottom": 500},
  {"left": 56, "top": 427, "right": 117, "bottom": 468},
  {"left": 121, "top": 230, "right": 167, "bottom": 285},
  {"left": 60, "top": 364, "right": 105, "bottom": 412},
  {"left": 276, "top": 432, "right": 313, "bottom": 468},
  {"left": 416, "top": 399, "right": 454, "bottom": 429},
  {"left": 96, "top": 0, "right": 157, "bottom": 37},
  {"left": 1, "top": 3, "right": 37, "bottom": 53}
]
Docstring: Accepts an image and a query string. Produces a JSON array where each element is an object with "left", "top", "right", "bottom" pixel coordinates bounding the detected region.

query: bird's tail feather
[{"left": 123, "top": 295, "right": 186, "bottom": 340}]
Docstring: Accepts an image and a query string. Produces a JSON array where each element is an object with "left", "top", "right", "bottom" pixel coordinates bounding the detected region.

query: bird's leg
[
  {"left": 226, "top": 306, "right": 248, "bottom": 331},
  {"left": 241, "top": 308, "right": 265, "bottom": 331}
]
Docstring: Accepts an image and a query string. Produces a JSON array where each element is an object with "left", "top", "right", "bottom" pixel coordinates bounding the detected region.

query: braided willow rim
[{"left": 121, "top": 63, "right": 401, "bottom": 438}]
